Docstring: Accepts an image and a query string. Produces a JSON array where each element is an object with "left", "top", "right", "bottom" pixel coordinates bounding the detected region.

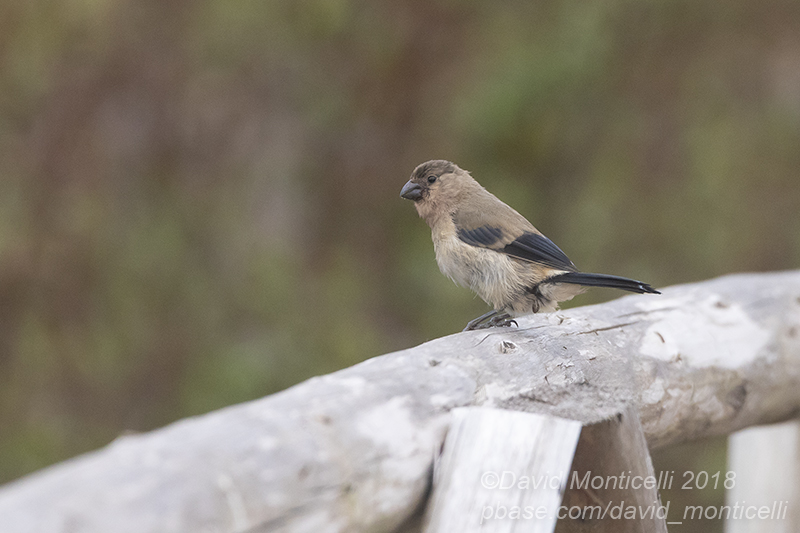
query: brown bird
[{"left": 400, "top": 160, "right": 659, "bottom": 331}]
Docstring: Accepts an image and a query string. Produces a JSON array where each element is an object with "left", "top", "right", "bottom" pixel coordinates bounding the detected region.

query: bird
[{"left": 400, "top": 160, "right": 660, "bottom": 331}]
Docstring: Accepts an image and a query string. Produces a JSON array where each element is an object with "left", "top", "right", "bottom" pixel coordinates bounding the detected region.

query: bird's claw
[{"left": 490, "top": 316, "right": 517, "bottom": 328}]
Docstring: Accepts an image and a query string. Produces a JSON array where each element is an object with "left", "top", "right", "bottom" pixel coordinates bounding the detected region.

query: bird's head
[{"left": 400, "top": 160, "right": 478, "bottom": 223}]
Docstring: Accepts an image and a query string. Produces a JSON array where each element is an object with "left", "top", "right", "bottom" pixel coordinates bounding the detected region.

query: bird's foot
[
  {"left": 489, "top": 315, "right": 518, "bottom": 328},
  {"left": 463, "top": 311, "right": 517, "bottom": 331}
]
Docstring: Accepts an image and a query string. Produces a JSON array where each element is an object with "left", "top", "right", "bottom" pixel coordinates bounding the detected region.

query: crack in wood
[{"left": 576, "top": 321, "right": 638, "bottom": 335}]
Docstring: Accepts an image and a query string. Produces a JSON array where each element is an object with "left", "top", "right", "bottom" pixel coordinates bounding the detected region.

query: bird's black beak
[{"left": 400, "top": 180, "right": 423, "bottom": 201}]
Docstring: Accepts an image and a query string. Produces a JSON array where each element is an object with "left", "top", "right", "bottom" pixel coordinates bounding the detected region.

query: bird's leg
[{"left": 463, "top": 310, "right": 518, "bottom": 331}]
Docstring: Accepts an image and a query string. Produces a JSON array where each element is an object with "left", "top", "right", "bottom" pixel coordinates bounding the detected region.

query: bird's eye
[{"left": 427, "top": 175, "right": 437, "bottom": 184}]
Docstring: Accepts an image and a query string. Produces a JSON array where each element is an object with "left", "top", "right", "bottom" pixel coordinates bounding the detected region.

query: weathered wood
[
  {"left": 1, "top": 271, "right": 799, "bottom": 533},
  {"left": 727, "top": 420, "right": 800, "bottom": 533},
  {"left": 422, "top": 407, "right": 582, "bottom": 533},
  {"left": 556, "top": 406, "right": 667, "bottom": 533}
]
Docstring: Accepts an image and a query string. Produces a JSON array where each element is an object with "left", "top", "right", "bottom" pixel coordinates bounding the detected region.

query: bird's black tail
[{"left": 547, "top": 272, "right": 660, "bottom": 294}]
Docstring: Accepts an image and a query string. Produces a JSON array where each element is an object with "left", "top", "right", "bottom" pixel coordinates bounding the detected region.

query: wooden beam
[{"left": 1, "top": 271, "right": 799, "bottom": 533}]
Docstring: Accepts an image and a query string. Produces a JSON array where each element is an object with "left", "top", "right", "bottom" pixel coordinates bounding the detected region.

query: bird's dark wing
[
  {"left": 500, "top": 232, "right": 575, "bottom": 270},
  {"left": 453, "top": 201, "right": 576, "bottom": 271}
]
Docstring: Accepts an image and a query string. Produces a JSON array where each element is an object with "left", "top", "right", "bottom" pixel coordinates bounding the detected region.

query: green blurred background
[{"left": 1, "top": 0, "right": 799, "bottom": 530}]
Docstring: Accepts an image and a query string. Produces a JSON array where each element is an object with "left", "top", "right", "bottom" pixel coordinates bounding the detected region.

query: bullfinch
[{"left": 400, "top": 160, "right": 660, "bottom": 331}]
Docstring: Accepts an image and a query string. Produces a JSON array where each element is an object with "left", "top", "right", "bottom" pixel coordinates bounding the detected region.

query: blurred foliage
[{"left": 1, "top": 1, "right": 800, "bottom": 530}]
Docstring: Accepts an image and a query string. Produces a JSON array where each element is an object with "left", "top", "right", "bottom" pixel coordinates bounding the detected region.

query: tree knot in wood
[
  {"left": 726, "top": 382, "right": 747, "bottom": 413},
  {"left": 499, "top": 340, "right": 517, "bottom": 354}
]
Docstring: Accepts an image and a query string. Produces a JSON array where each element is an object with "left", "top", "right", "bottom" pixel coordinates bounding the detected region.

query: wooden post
[
  {"left": 422, "top": 407, "right": 582, "bottom": 533},
  {"left": 727, "top": 421, "right": 800, "bottom": 533},
  {"left": 557, "top": 407, "right": 668, "bottom": 533},
  {"left": 423, "top": 407, "right": 667, "bottom": 533}
]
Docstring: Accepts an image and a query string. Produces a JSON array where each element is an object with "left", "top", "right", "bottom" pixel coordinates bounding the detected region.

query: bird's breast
[{"left": 431, "top": 229, "right": 528, "bottom": 310}]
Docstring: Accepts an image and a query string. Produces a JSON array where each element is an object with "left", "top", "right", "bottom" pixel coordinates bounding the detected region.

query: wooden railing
[{"left": 1, "top": 271, "right": 799, "bottom": 533}]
